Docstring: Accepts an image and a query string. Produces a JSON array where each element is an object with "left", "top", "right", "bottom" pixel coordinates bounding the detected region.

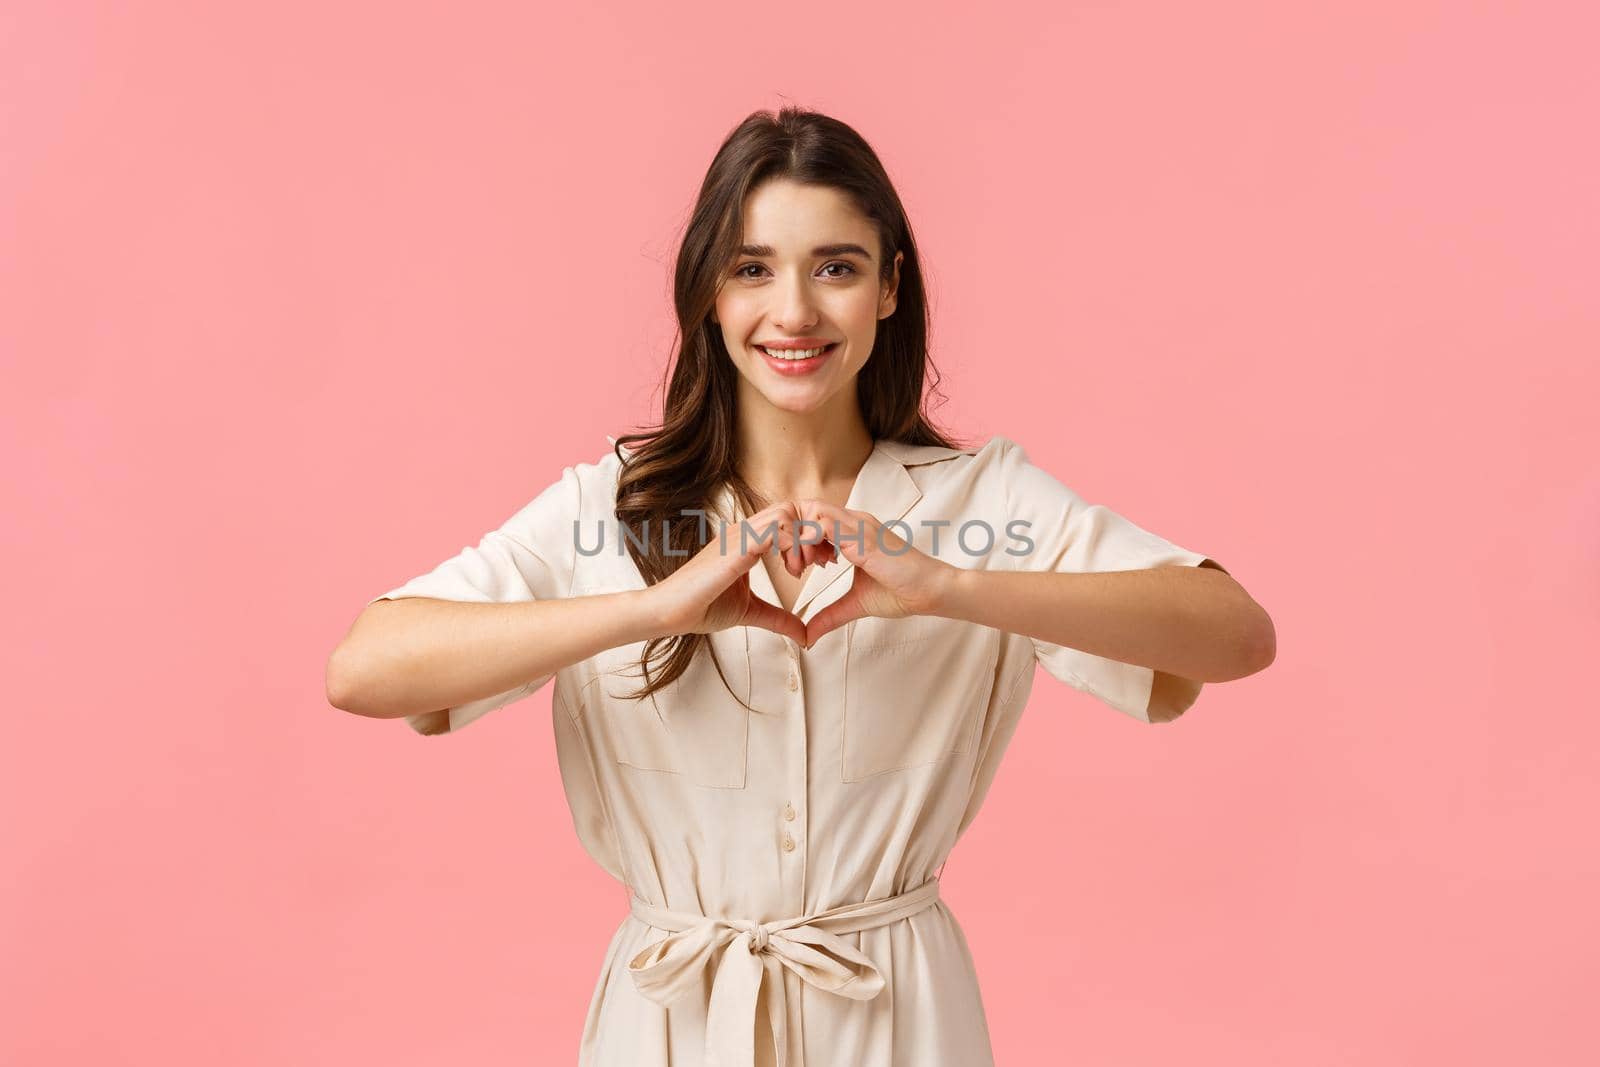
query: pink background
[{"left": 4, "top": 2, "right": 1596, "bottom": 1064}]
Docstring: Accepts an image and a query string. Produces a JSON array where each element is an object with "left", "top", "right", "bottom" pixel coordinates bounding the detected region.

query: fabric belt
[{"left": 625, "top": 877, "right": 942, "bottom": 1067}]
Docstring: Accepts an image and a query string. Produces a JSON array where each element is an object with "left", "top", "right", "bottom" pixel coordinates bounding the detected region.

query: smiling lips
[{"left": 756, "top": 341, "right": 838, "bottom": 376}]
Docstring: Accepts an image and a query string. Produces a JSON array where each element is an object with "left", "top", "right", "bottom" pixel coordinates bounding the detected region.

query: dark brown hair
[{"left": 610, "top": 105, "right": 967, "bottom": 705}]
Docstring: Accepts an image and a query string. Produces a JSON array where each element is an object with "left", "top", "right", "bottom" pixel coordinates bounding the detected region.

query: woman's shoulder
[
  {"left": 506, "top": 437, "right": 626, "bottom": 522},
  {"left": 875, "top": 438, "right": 975, "bottom": 466},
  {"left": 562, "top": 434, "right": 631, "bottom": 478},
  {"left": 878, "top": 434, "right": 1025, "bottom": 484},
  {"left": 877, "top": 434, "right": 1023, "bottom": 463},
  {"left": 562, "top": 435, "right": 629, "bottom": 507}
]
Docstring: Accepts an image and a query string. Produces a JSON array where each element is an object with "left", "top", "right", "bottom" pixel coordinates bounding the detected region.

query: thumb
[
  {"left": 804, "top": 585, "right": 868, "bottom": 649},
  {"left": 741, "top": 597, "right": 807, "bottom": 646}
]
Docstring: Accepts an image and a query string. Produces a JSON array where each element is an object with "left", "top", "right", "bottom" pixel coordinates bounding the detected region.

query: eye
[{"left": 732, "top": 261, "right": 858, "bottom": 280}]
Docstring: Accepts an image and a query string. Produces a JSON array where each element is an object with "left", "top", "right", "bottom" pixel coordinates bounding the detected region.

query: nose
[{"left": 772, "top": 269, "right": 820, "bottom": 332}]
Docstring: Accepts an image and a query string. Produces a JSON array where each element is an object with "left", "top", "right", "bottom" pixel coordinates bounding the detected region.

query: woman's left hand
[{"left": 796, "top": 500, "right": 955, "bottom": 648}]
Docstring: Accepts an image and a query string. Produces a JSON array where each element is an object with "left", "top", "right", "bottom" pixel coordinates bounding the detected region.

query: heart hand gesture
[
  {"left": 795, "top": 501, "right": 954, "bottom": 649},
  {"left": 652, "top": 501, "right": 835, "bottom": 646}
]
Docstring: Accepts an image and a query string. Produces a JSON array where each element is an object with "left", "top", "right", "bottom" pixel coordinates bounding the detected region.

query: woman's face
[{"left": 713, "top": 178, "right": 903, "bottom": 417}]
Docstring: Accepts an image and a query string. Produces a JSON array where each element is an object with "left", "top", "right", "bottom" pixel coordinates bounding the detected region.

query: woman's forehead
[{"left": 740, "top": 181, "right": 876, "bottom": 254}]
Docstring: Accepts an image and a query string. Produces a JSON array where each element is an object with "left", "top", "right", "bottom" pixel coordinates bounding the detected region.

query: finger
[
  {"left": 741, "top": 597, "right": 807, "bottom": 646},
  {"left": 731, "top": 511, "right": 787, "bottom": 574},
  {"left": 811, "top": 538, "right": 838, "bottom": 568},
  {"left": 754, "top": 502, "right": 802, "bottom": 577},
  {"left": 782, "top": 509, "right": 807, "bottom": 577},
  {"left": 790, "top": 500, "right": 827, "bottom": 565},
  {"left": 736, "top": 508, "right": 787, "bottom": 559},
  {"left": 769, "top": 509, "right": 797, "bottom": 578},
  {"left": 800, "top": 501, "right": 874, "bottom": 563},
  {"left": 795, "top": 511, "right": 832, "bottom": 570},
  {"left": 783, "top": 504, "right": 815, "bottom": 577},
  {"left": 804, "top": 586, "right": 868, "bottom": 649}
]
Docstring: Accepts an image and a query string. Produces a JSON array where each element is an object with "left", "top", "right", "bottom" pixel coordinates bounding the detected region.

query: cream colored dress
[{"left": 369, "top": 434, "right": 1217, "bottom": 1067}]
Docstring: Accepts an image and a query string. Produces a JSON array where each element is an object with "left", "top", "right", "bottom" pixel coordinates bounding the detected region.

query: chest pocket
[
  {"left": 840, "top": 614, "right": 1002, "bottom": 782},
  {"left": 586, "top": 625, "right": 753, "bottom": 790}
]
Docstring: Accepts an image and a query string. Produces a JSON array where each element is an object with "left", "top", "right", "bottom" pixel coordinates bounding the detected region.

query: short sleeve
[
  {"left": 368, "top": 463, "right": 582, "bottom": 735},
  {"left": 995, "top": 435, "right": 1223, "bottom": 723}
]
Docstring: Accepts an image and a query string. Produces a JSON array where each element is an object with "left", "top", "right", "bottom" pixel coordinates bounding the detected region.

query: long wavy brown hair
[{"left": 611, "top": 105, "right": 968, "bottom": 707}]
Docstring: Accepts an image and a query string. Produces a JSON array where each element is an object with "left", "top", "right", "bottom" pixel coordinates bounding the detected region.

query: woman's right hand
[{"left": 648, "top": 502, "right": 832, "bottom": 645}]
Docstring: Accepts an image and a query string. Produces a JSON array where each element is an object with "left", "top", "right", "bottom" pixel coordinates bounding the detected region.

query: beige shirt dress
[{"left": 369, "top": 434, "right": 1217, "bottom": 1067}]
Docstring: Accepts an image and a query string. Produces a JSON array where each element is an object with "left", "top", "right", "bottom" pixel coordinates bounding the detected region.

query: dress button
[
  {"left": 786, "top": 672, "right": 799, "bottom": 691},
  {"left": 781, "top": 834, "right": 796, "bottom": 852},
  {"left": 784, "top": 803, "right": 796, "bottom": 822}
]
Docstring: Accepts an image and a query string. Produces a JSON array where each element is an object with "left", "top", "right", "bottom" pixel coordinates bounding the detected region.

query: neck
[{"left": 734, "top": 406, "right": 874, "bottom": 503}]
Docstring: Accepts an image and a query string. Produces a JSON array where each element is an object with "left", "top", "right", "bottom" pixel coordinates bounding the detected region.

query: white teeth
[{"left": 760, "top": 345, "right": 830, "bottom": 360}]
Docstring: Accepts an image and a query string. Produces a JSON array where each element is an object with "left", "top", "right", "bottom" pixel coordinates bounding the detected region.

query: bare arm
[
  {"left": 930, "top": 559, "right": 1275, "bottom": 685},
  {"left": 325, "top": 589, "right": 669, "bottom": 720},
  {"left": 326, "top": 500, "right": 816, "bottom": 725}
]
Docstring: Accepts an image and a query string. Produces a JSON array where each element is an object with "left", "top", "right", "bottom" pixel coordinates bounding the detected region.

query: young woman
[{"left": 328, "top": 107, "right": 1275, "bottom": 1067}]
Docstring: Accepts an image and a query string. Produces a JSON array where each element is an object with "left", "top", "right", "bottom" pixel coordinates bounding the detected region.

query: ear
[{"left": 879, "top": 250, "right": 903, "bottom": 320}]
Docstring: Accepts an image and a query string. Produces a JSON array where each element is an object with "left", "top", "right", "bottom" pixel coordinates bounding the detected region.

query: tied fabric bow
[{"left": 625, "top": 878, "right": 942, "bottom": 1067}]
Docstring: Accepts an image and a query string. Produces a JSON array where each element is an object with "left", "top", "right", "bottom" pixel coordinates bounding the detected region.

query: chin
[{"left": 762, "top": 390, "right": 830, "bottom": 415}]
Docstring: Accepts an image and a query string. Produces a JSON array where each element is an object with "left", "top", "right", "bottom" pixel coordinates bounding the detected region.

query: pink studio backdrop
[{"left": 3, "top": 3, "right": 1595, "bottom": 1064}]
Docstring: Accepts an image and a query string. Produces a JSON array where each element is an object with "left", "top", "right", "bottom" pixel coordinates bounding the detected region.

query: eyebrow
[{"left": 737, "top": 242, "right": 875, "bottom": 261}]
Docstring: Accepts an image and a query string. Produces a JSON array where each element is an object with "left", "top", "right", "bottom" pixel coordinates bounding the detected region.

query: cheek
[
  {"left": 839, "top": 292, "right": 884, "bottom": 336},
  {"left": 715, "top": 296, "right": 757, "bottom": 339}
]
